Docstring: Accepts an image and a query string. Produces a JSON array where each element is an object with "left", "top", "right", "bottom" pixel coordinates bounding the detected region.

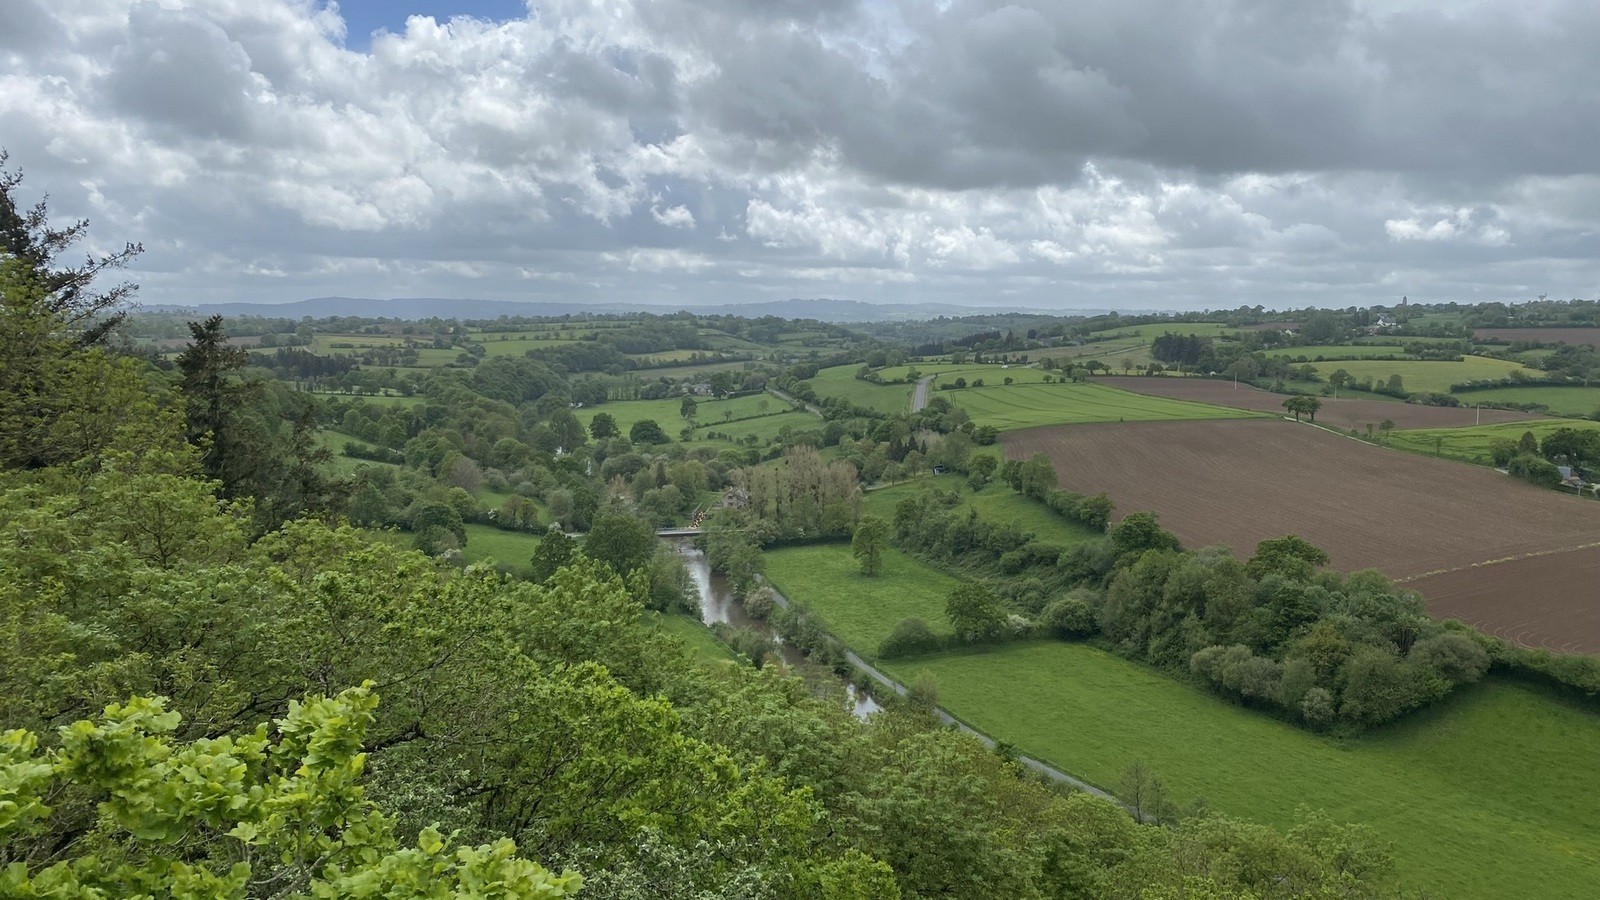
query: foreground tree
[{"left": 0, "top": 684, "right": 581, "bottom": 897}]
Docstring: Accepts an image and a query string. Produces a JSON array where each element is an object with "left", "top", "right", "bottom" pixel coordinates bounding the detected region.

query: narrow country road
[{"left": 911, "top": 375, "right": 934, "bottom": 412}]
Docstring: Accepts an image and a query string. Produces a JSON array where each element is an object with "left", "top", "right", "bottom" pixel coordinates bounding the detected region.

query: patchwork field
[
  {"left": 1096, "top": 376, "right": 1536, "bottom": 431},
  {"left": 947, "top": 382, "right": 1261, "bottom": 431},
  {"left": 1475, "top": 327, "right": 1600, "bottom": 349},
  {"left": 1002, "top": 418, "right": 1600, "bottom": 590},
  {"left": 1408, "top": 548, "right": 1600, "bottom": 654}
]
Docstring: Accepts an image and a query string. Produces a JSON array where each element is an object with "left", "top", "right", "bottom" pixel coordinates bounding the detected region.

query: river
[{"left": 673, "top": 542, "right": 882, "bottom": 719}]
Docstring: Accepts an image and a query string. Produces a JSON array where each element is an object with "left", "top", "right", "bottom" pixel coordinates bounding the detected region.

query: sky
[{"left": 2, "top": 0, "right": 1598, "bottom": 312}]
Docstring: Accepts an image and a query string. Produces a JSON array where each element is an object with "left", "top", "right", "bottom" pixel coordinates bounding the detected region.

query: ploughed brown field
[
  {"left": 1096, "top": 376, "right": 1536, "bottom": 431},
  {"left": 1474, "top": 327, "right": 1600, "bottom": 349},
  {"left": 1004, "top": 419, "right": 1600, "bottom": 651},
  {"left": 1407, "top": 548, "right": 1600, "bottom": 654}
]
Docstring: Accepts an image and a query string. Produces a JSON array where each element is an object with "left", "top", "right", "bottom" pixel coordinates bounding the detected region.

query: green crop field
[
  {"left": 1263, "top": 344, "right": 1420, "bottom": 360},
  {"left": 1454, "top": 385, "right": 1600, "bottom": 417},
  {"left": 765, "top": 544, "right": 962, "bottom": 652},
  {"left": 1319, "top": 357, "right": 1535, "bottom": 394},
  {"left": 882, "top": 642, "right": 1600, "bottom": 900},
  {"left": 862, "top": 477, "right": 1101, "bottom": 546},
  {"left": 947, "top": 382, "right": 1261, "bottom": 431},
  {"left": 806, "top": 365, "right": 917, "bottom": 413},
  {"left": 1387, "top": 418, "right": 1600, "bottom": 463}
]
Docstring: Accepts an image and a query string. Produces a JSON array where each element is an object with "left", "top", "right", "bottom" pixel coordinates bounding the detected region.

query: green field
[
  {"left": 805, "top": 365, "right": 917, "bottom": 414},
  {"left": 879, "top": 363, "right": 1053, "bottom": 388},
  {"left": 885, "top": 642, "right": 1600, "bottom": 900},
  {"left": 1319, "top": 356, "right": 1536, "bottom": 394},
  {"left": 1453, "top": 385, "right": 1600, "bottom": 418},
  {"left": 1087, "top": 322, "right": 1238, "bottom": 340},
  {"left": 767, "top": 539, "right": 1600, "bottom": 898},
  {"left": 313, "top": 428, "right": 400, "bottom": 476},
  {"left": 1387, "top": 418, "right": 1600, "bottom": 463},
  {"left": 311, "top": 391, "right": 426, "bottom": 407},
  {"left": 461, "top": 523, "right": 541, "bottom": 567},
  {"left": 862, "top": 478, "right": 1101, "bottom": 546},
  {"left": 651, "top": 611, "right": 741, "bottom": 666},
  {"left": 947, "top": 382, "right": 1261, "bottom": 431},
  {"left": 699, "top": 410, "right": 819, "bottom": 445},
  {"left": 765, "top": 545, "right": 961, "bottom": 652},
  {"left": 1263, "top": 344, "right": 1421, "bottom": 360},
  {"left": 578, "top": 394, "right": 792, "bottom": 440}
]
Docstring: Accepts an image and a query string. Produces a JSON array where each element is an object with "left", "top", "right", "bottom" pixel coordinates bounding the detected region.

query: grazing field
[
  {"left": 862, "top": 477, "right": 1102, "bottom": 545},
  {"left": 1386, "top": 419, "right": 1600, "bottom": 463},
  {"left": 461, "top": 523, "right": 540, "bottom": 567},
  {"left": 1002, "top": 419, "right": 1600, "bottom": 586},
  {"left": 879, "top": 363, "right": 1052, "bottom": 387},
  {"left": 312, "top": 428, "right": 398, "bottom": 476},
  {"left": 884, "top": 641, "right": 1600, "bottom": 900},
  {"left": 1097, "top": 376, "right": 1536, "bottom": 431},
  {"left": 1475, "top": 327, "right": 1600, "bottom": 348},
  {"left": 1311, "top": 356, "right": 1537, "bottom": 394},
  {"left": 946, "top": 382, "right": 1260, "bottom": 431},
  {"left": 577, "top": 394, "right": 789, "bottom": 439},
  {"left": 1453, "top": 385, "right": 1600, "bottom": 417},
  {"left": 1262, "top": 344, "right": 1420, "bottom": 360},
  {"left": 1409, "top": 547, "right": 1600, "bottom": 654},
  {"left": 764, "top": 544, "right": 961, "bottom": 653},
  {"left": 652, "top": 611, "right": 741, "bottom": 665},
  {"left": 806, "top": 365, "right": 917, "bottom": 413},
  {"left": 699, "top": 410, "right": 820, "bottom": 445},
  {"left": 1086, "top": 322, "right": 1238, "bottom": 340}
]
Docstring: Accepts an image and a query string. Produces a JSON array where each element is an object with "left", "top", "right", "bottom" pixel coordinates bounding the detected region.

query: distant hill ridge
[{"left": 143, "top": 296, "right": 1122, "bottom": 323}]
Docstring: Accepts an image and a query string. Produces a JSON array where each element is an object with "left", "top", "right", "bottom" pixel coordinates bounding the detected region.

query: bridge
[{"left": 656, "top": 528, "right": 703, "bottom": 538}]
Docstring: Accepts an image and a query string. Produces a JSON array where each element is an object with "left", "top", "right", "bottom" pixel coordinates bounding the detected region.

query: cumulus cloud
[{"left": 0, "top": 0, "right": 1595, "bottom": 309}]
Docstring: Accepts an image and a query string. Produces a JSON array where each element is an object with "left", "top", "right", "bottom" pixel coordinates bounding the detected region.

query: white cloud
[{"left": 651, "top": 203, "right": 696, "bottom": 228}]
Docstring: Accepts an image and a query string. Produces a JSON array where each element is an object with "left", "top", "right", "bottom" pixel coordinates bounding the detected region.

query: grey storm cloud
[{"left": 0, "top": 0, "right": 1595, "bottom": 310}]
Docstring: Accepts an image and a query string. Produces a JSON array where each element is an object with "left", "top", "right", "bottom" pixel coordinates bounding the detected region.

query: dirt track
[
  {"left": 1096, "top": 376, "right": 1536, "bottom": 431},
  {"left": 1408, "top": 548, "right": 1600, "bottom": 654},
  {"left": 1003, "top": 418, "right": 1600, "bottom": 581}
]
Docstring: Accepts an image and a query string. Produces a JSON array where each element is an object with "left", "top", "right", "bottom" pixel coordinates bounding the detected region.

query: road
[
  {"left": 767, "top": 387, "right": 824, "bottom": 418},
  {"left": 911, "top": 375, "right": 934, "bottom": 412}
]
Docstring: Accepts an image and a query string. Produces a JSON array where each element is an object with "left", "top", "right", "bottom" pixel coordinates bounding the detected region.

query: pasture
[
  {"left": 460, "top": 523, "right": 540, "bottom": 567},
  {"left": 1310, "top": 356, "right": 1536, "bottom": 394},
  {"left": 1454, "top": 385, "right": 1600, "bottom": 417},
  {"left": 577, "top": 394, "right": 792, "bottom": 440},
  {"left": 945, "top": 381, "right": 1262, "bottom": 431},
  {"left": 1385, "top": 419, "right": 1600, "bottom": 464},
  {"left": 861, "top": 477, "right": 1103, "bottom": 546},
  {"left": 764, "top": 544, "right": 961, "bottom": 653},
  {"left": 885, "top": 641, "right": 1600, "bottom": 900},
  {"left": 1001, "top": 419, "right": 1600, "bottom": 601},
  {"left": 1262, "top": 344, "right": 1420, "bottom": 360},
  {"left": 1096, "top": 376, "right": 1536, "bottom": 431},
  {"left": 805, "top": 364, "right": 917, "bottom": 414}
]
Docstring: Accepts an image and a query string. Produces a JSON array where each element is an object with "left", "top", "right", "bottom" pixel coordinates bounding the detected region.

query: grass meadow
[
  {"left": 1453, "top": 385, "right": 1600, "bottom": 417},
  {"left": 1386, "top": 418, "right": 1600, "bottom": 463},
  {"left": 947, "top": 382, "right": 1261, "bottom": 431},
  {"left": 765, "top": 540, "right": 1600, "bottom": 898},
  {"left": 806, "top": 365, "right": 917, "bottom": 413},
  {"left": 1262, "top": 344, "right": 1422, "bottom": 360},
  {"left": 861, "top": 477, "right": 1103, "bottom": 546},
  {"left": 1316, "top": 356, "right": 1536, "bottom": 394}
]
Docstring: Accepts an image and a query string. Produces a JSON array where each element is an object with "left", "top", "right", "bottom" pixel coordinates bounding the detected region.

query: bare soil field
[
  {"left": 1475, "top": 327, "right": 1600, "bottom": 349},
  {"left": 1096, "top": 376, "right": 1536, "bottom": 431},
  {"left": 1003, "top": 418, "right": 1599, "bottom": 581},
  {"left": 1408, "top": 548, "right": 1600, "bottom": 654}
]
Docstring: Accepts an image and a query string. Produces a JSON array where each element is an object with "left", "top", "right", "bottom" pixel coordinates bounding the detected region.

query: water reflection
[{"left": 672, "top": 541, "right": 879, "bottom": 719}]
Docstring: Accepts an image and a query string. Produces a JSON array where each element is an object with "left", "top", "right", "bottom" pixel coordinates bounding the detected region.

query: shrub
[
  {"left": 1041, "top": 594, "right": 1098, "bottom": 638},
  {"left": 879, "top": 617, "right": 941, "bottom": 659}
]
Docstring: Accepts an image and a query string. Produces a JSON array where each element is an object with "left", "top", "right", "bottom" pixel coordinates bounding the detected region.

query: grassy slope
[
  {"left": 1387, "top": 418, "right": 1600, "bottom": 462},
  {"left": 806, "top": 365, "right": 916, "bottom": 414},
  {"left": 949, "top": 382, "right": 1261, "bottom": 431},
  {"left": 891, "top": 642, "right": 1600, "bottom": 900},
  {"left": 461, "top": 523, "right": 540, "bottom": 567},
  {"left": 1455, "top": 385, "right": 1600, "bottom": 417},
  {"left": 1319, "top": 356, "right": 1536, "bottom": 394},
  {"left": 652, "top": 611, "right": 742, "bottom": 666}
]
